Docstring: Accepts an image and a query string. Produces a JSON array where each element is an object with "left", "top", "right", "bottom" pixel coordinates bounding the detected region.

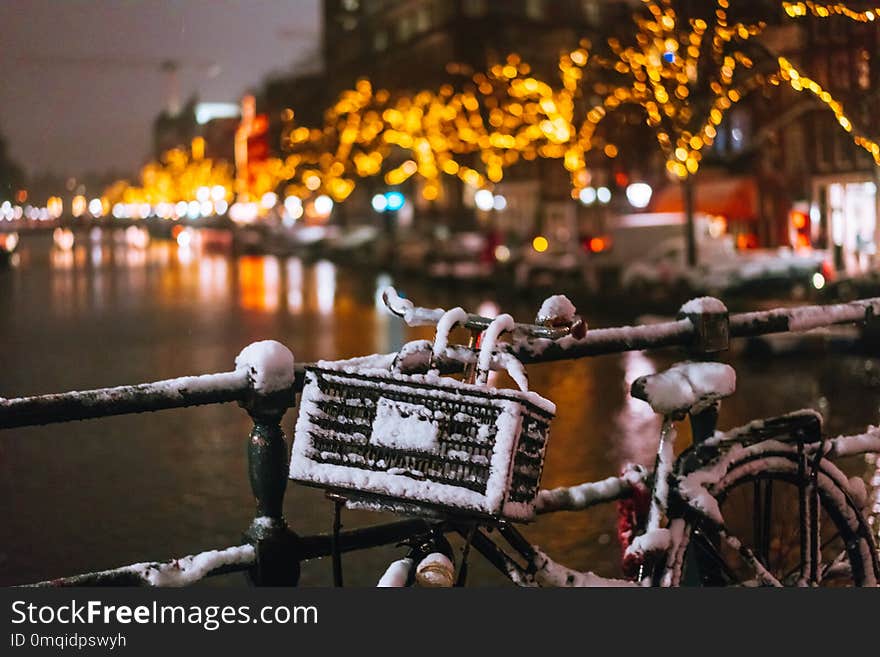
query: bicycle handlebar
[
  {"left": 382, "top": 286, "right": 579, "bottom": 340},
  {"left": 386, "top": 288, "right": 880, "bottom": 365}
]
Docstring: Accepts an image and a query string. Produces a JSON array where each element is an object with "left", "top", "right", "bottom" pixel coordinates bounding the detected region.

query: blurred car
[{"left": 621, "top": 236, "right": 832, "bottom": 300}]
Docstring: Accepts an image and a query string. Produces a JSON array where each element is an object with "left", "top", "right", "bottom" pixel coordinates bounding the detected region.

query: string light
[
  {"left": 783, "top": 2, "right": 879, "bottom": 21},
  {"left": 778, "top": 56, "right": 880, "bottom": 163}
]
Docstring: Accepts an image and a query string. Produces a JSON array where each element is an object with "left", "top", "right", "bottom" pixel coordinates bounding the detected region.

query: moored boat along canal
[{"left": 2, "top": 231, "right": 879, "bottom": 586}]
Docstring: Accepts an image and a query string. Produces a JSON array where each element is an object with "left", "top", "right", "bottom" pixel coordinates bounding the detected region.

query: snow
[
  {"left": 476, "top": 314, "right": 515, "bottom": 385},
  {"left": 536, "top": 295, "right": 577, "bottom": 324},
  {"left": 535, "top": 466, "right": 648, "bottom": 513},
  {"left": 235, "top": 340, "right": 295, "bottom": 394},
  {"left": 679, "top": 296, "right": 727, "bottom": 315},
  {"left": 635, "top": 361, "right": 735, "bottom": 415},
  {"left": 377, "top": 558, "right": 413, "bottom": 587},
  {"left": 432, "top": 307, "right": 469, "bottom": 360},
  {"left": 732, "top": 298, "right": 880, "bottom": 334},
  {"left": 828, "top": 425, "right": 880, "bottom": 458},
  {"left": 319, "top": 352, "right": 397, "bottom": 372},
  {"left": 626, "top": 528, "right": 672, "bottom": 558},
  {"left": 517, "top": 318, "right": 693, "bottom": 359},
  {"left": 371, "top": 398, "right": 440, "bottom": 452},
  {"left": 381, "top": 286, "right": 444, "bottom": 326},
  {"left": 122, "top": 545, "right": 255, "bottom": 587},
  {"left": 492, "top": 349, "right": 529, "bottom": 392},
  {"left": 415, "top": 552, "right": 455, "bottom": 587}
]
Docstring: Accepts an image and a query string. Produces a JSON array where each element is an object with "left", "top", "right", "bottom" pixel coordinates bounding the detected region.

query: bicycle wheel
[{"left": 666, "top": 452, "right": 879, "bottom": 587}]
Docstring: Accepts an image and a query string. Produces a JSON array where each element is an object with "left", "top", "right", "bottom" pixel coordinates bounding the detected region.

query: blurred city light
[
  {"left": 313, "top": 194, "right": 334, "bottom": 217},
  {"left": 384, "top": 191, "right": 405, "bottom": 212},
  {"left": 625, "top": 182, "right": 653, "bottom": 208},
  {"left": 474, "top": 189, "right": 494, "bottom": 211},
  {"left": 579, "top": 187, "right": 597, "bottom": 205}
]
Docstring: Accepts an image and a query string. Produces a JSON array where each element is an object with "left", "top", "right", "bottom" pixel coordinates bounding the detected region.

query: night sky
[{"left": 0, "top": 0, "right": 319, "bottom": 178}]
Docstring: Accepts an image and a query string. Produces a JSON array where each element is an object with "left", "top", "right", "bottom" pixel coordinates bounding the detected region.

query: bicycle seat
[{"left": 631, "top": 361, "right": 736, "bottom": 416}]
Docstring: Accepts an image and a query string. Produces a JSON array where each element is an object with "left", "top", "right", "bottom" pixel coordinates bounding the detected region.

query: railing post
[
  {"left": 679, "top": 298, "right": 730, "bottom": 443},
  {"left": 236, "top": 341, "right": 300, "bottom": 586}
]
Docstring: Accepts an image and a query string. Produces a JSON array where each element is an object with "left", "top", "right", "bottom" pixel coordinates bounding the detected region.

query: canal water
[{"left": 1, "top": 230, "right": 879, "bottom": 586}]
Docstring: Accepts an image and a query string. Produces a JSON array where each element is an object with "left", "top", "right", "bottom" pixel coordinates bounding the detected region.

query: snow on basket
[{"left": 289, "top": 313, "right": 555, "bottom": 522}]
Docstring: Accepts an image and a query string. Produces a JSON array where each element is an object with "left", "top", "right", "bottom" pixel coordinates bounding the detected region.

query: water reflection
[
  {"left": 286, "top": 258, "right": 304, "bottom": 315},
  {"left": 314, "top": 260, "right": 335, "bottom": 315},
  {"left": 238, "top": 255, "right": 280, "bottom": 313}
]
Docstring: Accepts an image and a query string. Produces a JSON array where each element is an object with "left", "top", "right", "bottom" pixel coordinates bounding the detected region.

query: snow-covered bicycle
[{"left": 289, "top": 289, "right": 880, "bottom": 587}]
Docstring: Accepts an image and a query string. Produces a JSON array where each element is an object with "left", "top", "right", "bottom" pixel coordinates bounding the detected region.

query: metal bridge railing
[{"left": 2, "top": 296, "right": 879, "bottom": 586}]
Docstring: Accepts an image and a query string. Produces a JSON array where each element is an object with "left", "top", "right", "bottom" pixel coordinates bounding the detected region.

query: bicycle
[{"left": 290, "top": 288, "right": 880, "bottom": 587}]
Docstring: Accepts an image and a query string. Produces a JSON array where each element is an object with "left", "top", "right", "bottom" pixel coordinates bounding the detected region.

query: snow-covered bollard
[
  {"left": 235, "top": 340, "right": 296, "bottom": 397},
  {"left": 234, "top": 341, "right": 299, "bottom": 586},
  {"left": 678, "top": 297, "right": 728, "bottom": 354}
]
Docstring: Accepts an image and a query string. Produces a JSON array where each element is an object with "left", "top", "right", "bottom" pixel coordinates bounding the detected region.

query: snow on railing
[{"left": 3, "top": 296, "right": 880, "bottom": 587}]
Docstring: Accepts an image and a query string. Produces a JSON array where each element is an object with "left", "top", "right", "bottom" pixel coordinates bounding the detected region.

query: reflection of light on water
[
  {"left": 238, "top": 255, "right": 280, "bottom": 312},
  {"left": 613, "top": 350, "right": 660, "bottom": 464},
  {"left": 177, "top": 245, "right": 195, "bottom": 266},
  {"left": 125, "top": 248, "right": 146, "bottom": 268},
  {"left": 74, "top": 246, "right": 87, "bottom": 268},
  {"left": 263, "top": 257, "right": 280, "bottom": 312},
  {"left": 286, "top": 257, "right": 303, "bottom": 315},
  {"left": 199, "top": 255, "right": 228, "bottom": 304},
  {"left": 315, "top": 260, "right": 336, "bottom": 315},
  {"left": 91, "top": 245, "right": 103, "bottom": 267},
  {"left": 51, "top": 249, "right": 74, "bottom": 270},
  {"left": 150, "top": 242, "right": 171, "bottom": 266}
]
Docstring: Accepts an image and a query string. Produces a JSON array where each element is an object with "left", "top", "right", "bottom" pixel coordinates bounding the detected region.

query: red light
[
  {"left": 614, "top": 171, "right": 629, "bottom": 187},
  {"left": 791, "top": 211, "right": 807, "bottom": 230},
  {"left": 589, "top": 237, "right": 607, "bottom": 253},
  {"left": 821, "top": 259, "right": 835, "bottom": 282},
  {"left": 736, "top": 233, "right": 758, "bottom": 249}
]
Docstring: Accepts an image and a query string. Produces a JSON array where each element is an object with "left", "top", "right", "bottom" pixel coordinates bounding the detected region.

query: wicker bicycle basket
[{"left": 289, "top": 316, "right": 555, "bottom": 522}]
